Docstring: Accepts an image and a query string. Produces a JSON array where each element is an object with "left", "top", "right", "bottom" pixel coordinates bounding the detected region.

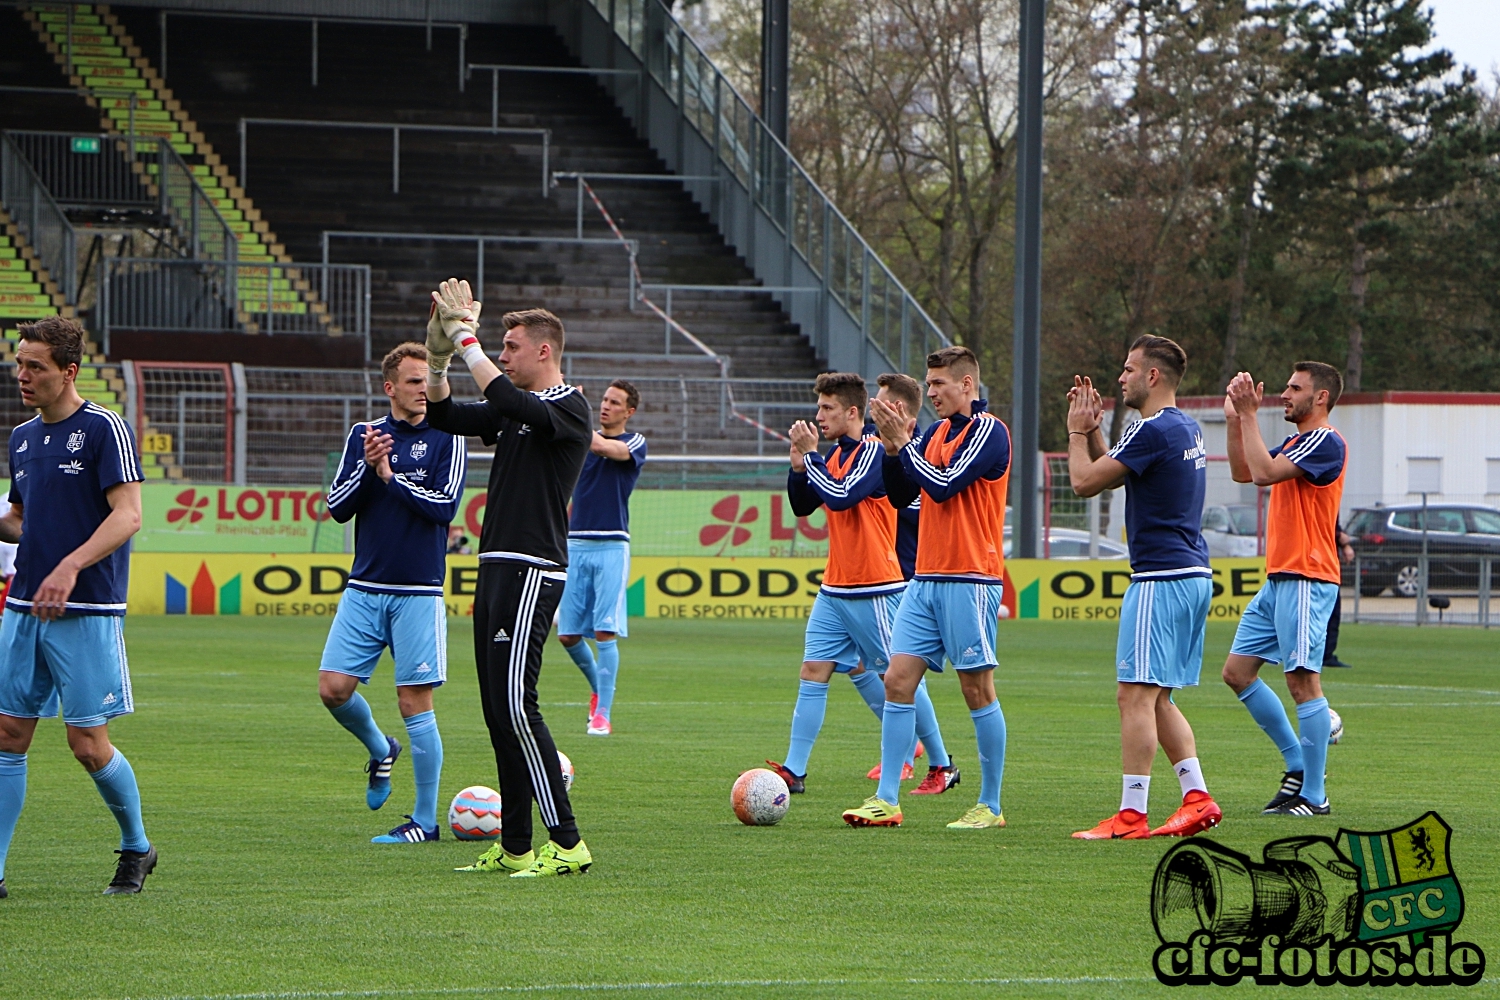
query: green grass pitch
[{"left": 0, "top": 617, "right": 1496, "bottom": 1000}]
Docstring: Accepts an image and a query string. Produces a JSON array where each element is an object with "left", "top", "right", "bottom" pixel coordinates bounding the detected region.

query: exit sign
[{"left": 70, "top": 136, "right": 101, "bottom": 154}]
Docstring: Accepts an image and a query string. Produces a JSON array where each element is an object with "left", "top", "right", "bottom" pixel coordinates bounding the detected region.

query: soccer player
[
  {"left": 765, "top": 373, "right": 956, "bottom": 796},
  {"left": 320, "top": 342, "right": 465, "bottom": 844},
  {"left": 557, "top": 379, "right": 646, "bottom": 737},
  {"left": 424, "top": 281, "right": 594, "bottom": 877},
  {"left": 1221, "top": 363, "right": 1347, "bottom": 817},
  {"left": 0, "top": 317, "right": 152, "bottom": 896},
  {"left": 843, "top": 347, "right": 1010, "bottom": 830},
  {"left": 1065, "top": 336, "right": 1223, "bottom": 840}
]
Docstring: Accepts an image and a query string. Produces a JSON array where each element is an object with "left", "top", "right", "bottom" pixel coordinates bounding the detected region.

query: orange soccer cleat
[
  {"left": 865, "top": 761, "right": 916, "bottom": 781},
  {"left": 1071, "top": 809, "right": 1150, "bottom": 840},
  {"left": 1149, "top": 790, "right": 1222, "bottom": 838}
]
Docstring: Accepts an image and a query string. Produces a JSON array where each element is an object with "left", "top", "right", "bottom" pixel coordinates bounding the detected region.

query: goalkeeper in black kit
[{"left": 423, "top": 279, "right": 594, "bottom": 877}]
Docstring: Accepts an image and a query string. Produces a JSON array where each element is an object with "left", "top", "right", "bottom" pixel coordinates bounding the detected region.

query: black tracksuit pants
[{"left": 473, "top": 561, "right": 579, "bottom": 855}]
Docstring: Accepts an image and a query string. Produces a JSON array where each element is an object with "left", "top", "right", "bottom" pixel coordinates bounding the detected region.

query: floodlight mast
[
  {"left": 760, "top": 0, "right": 790, "bottom": 144},
  {"left": 1012, "top": 0, "right": 1045, "bottom": 559}
]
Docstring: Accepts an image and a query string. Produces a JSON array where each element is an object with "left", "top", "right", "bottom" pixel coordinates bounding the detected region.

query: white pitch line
[
  {"left": 119, "top": 976, "right": 1149, "bottom": 1000},
  {"left": 1361, "top": 684, "right": 1500, "bottom": 696}
]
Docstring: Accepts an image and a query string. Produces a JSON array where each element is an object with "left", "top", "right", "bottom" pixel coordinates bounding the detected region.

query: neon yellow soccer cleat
[
  {"left": 455, "top": 843, "right": 534, "bottom": 873},
  {"left": 947, "top": 804, "right": 1006, "bottom": 829},
  {"left": 510, "top": 839, "right": 593, "bottom": 877},
  {"left": 842, "top": 796, "right": 903, "bottom": 827}
]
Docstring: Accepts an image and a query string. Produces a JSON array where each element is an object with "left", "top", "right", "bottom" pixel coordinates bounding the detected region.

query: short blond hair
[
  {"left": 381, "top": 342, "right": 427, "bottom": 383},
  {"left": 502, "top": 308, "right": 566, "bottom": 353}
]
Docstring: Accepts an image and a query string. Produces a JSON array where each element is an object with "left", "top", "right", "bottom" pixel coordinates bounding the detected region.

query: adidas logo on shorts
[
  {"left": 101, "top": 692, "right": 117, "bottom": 706},
  {"left": 493, "top": 629, "right": 510, "bottom": 643}
]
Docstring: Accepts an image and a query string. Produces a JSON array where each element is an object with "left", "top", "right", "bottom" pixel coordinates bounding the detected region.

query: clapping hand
[
  {"left": 1226, "top": 371, "right": 1262, "bottom": 419},
  {"left": 788, "top": 419, "right": 819, "bottom": 473},
  {"left": 1066, "top": 375, "right": 1103, "bottom": 435},
  {"left": 363, "top": 422, "right": 394, "bottom": 482},
  {"left": 869, "top": 397, "right": 914, "bottom": 454}
]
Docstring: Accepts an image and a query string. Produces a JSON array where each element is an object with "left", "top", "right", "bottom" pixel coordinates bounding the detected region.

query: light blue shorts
[
  {"left": 557, "top": 539, "right": 630, "bottom": 638},
  {"left": 1229, "top": 576, "right": 1338, "bottom": 672},
  {"left": 0, "top": 612, "right": 132, "bottom": 728},
  {"left": 803, "top": 590, "right": 903, "bottom": 672},
  {"left": 319, "top": 588, "right": 447, "bottom": 687},
  {"left": 890, "top": 579, "right": 1002, "bottom": 673},
  {"left": 1115, "top": 576, "right": 1211, "bottom": 688}
]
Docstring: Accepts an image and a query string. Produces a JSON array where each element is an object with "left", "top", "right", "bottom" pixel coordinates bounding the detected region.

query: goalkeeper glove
[
  {"left": 433, "top": 279, "right": 487, "bottom": 367},
  {"left": 425, "top": 300, "right": 455, "bottom": 378}
]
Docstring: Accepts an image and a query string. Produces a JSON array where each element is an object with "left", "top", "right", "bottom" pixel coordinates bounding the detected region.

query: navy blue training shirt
[
  {"left": 7, "top": 402, "right": 143, "bottom": 615},
  {"left": 1270, "top": 429, "right": 1345, "bottom": 486},
  {"left": 326, "top": 416, "right": 466, "bottom": 596},
  {"left": 568, "top": 431, "right": 647, "bottom": 542},
  {"left": 1107, "top": 407, "right": 1212, "bottom": 580}
]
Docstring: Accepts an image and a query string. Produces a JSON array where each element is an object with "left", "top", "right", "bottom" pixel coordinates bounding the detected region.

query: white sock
[
  {"left": 1174, "top": 756, "right": 1208, "bottom": 798},
  {"left": 1121, "top": 774, "right": 1150, "bottom": 815}
]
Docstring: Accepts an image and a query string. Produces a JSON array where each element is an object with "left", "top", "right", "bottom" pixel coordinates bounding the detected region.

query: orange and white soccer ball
[
  {"left": 448, "top": 785, "right": 502, "bottom": 841},
  {"left": 558, "top": 750, "right": 575, "bottom": 791},
  {"left": 732, "top": 768, "right": 790, "bottom": 826}
]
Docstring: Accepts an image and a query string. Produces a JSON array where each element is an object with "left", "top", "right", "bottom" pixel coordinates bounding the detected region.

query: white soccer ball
[
  {"left": 448, "top": 785, "right": 502, "bottom": 841},
  {"left": 732, "top": 768, "right": 790, "bottom": 826},
  {"left": 997, "top": 603, "right": 1011, "bottom": 620},
  {"left": 558, "top": 750, "right": 575, "bottom": 792},
  {"left": 1328, "top": 708, "right": 1343, "bottom": 745}
]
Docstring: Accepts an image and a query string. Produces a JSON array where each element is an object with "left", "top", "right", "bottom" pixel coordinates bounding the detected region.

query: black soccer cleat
[
  {"left": 1263, "top": 770, "right": 1304, "bottom": 813},
  {"left": 1268, "top": 795, "right": 1330, "bottom": 817},
  {"left": 764, "top": 760, "right": 805, "bottom": 794},
  {"left": 104, "top": 844, "right": 158, "bottom": 895}
]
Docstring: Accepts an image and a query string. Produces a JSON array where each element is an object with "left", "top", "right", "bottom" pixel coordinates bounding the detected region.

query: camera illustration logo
[{"left": 1150, "top": 812, "right": 1486, "bottom": 986}]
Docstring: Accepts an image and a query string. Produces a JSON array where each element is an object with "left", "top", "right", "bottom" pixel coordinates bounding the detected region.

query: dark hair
[
  {"left": 814, "top": 371, "right": 868, "bottom": 413},
  {"left": 381, "top": 341, "right": 427, "bottom": 383},
  {"left": 876, "top": 372, "right": 923, "bottom": 415},
  {"left": 1129, "top": 335, "right": 1187, "bottom": 387},
  {"left": 1293, "top": 361, "right": 1344, "bottom": 410},
  {"left": 926, "top": 346, "right": 980, "bottom": 382},
  {"left": 18, "top": 316, "right": 84, "bottom": 371},
  {"left": 607, "top": 378, "right": 640, "bottom": 410},
  {"left": 501, "top": 308, "right": 566, "bottom": 354}
]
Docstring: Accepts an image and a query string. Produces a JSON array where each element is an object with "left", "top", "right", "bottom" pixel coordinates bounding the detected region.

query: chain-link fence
[{"left": 133, "top": 362, "right": 233, "bottom": 482}]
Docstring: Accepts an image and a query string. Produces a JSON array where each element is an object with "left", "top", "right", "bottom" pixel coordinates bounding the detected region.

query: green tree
[{"left": 1270, "top": 0, "right": 1491, "bottom": 390}]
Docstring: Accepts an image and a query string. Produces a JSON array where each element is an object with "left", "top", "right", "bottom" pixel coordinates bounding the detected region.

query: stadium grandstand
[{"left": 0, "top": 0, "right": 956, "bottom": 491}]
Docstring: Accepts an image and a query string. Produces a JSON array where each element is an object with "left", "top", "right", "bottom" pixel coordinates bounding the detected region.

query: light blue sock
[
  {"left": 848, "top": 669, "right": 885, "bottom": 719},
  {"left": 912, "top": 679, "right": 950, "bottom": 768},
  {"left": 971, "top": 700, "right": 1006, "bottom": 814},
  {"left": 595, "top": 639, "right": 620, "bottom": 719},
  {"left": 403, "top": 711, "right": 443, "bottom": 833},
  {"left": 90, "top": 749, "right": 149, "bottom": 853},
  {"left": 784, "top": 680, "right": 828, "bottom": 776},
  {"left": 0, "top": 752, "right": 25, "bottom": 880},
  {"left": 876, "top": 702, "right": 917, "bottom": 804},
  {"left": 1296, "top": 697, "right": 1331, "bottom": 804},
  {"left": 329, "top": 691, "right": 390, "bottom": 759},
  {"left": 566, "top": 640, "right": 599, "bottom": 693},
  {"left": 1238, "top": 679, "right": 1304, "bottom": 772}
]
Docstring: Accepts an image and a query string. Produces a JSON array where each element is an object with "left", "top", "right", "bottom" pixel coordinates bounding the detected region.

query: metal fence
[
  {"left": 0, "top": 132, "right": 76, "bottom": 302},
  {"left": 98, "top": 258, "right": 372, "bottom": 356},
  {"left": 3, "top": 131, "right": 236, "bottom": 267},
  {"left": 132, "top": 362, "right": 235, "bottom": 484}
]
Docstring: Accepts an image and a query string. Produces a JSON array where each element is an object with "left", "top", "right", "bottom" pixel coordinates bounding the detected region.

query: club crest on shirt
[
  {"left": 409, "top": 440, "right": 429, "bottom": 460},
  {"left": 67, "top": 429, "right": 86, "bottom": 453}
]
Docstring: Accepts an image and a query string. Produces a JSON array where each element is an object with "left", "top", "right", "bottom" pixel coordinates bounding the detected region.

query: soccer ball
[
  {"left": 1328, "top": 708, "right": 1343, "bottom": 745},
  {"left": 731, "top": 768, "right": 790, "bottom": 826},
  {"left": 558, "top": 750, "right": 575, "bottom": 792},
  {"left": 448, "top": 785, "right": 502, "bottom": 841}
]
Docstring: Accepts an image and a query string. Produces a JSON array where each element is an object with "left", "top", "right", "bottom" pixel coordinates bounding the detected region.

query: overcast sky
[{"left": 1425, "top": 0, "right": 1499, "bottom": 83}]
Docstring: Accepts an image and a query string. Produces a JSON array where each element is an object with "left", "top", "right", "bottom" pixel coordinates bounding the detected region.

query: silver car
[
  {"left": 1202, "top": 504, "right": 1261, "bottom": 558},
  {"left": 1003, "top": 526, "right": 1129, "bottom": 560}
]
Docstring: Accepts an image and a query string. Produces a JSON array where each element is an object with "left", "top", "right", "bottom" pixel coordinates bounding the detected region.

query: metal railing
[
  {"left": 238, "top": 118, "right": 552, "bottom": 197},
  {"left": 0, "top": 132, "right": 76, "bottom": 303},
  {"left": 1347, "top": 554, "right": 1497, "bottom": 627},
  {"left": 468, "top": 64, "right": 642, "bottom": 130},
  {"left": 98, "top": 258, "right": 371, "bottom": 356},
  {"left": 552, "top": 170, "right": 721, "bottom": 239},
  {"left": 3, "top": 130, "right": 237, "bottom": 267},
  {"left": 574, "top": 0, "right": 958, "bottom": 383},
  {"left": 319, "top": 229, "right": 639, "bottom": 303}
]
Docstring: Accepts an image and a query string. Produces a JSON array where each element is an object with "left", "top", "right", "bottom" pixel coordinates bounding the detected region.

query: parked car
[
  {"left": 1003, "top": 526, "right": 1130, "bottom": 560},
  {"left": 1202, "top": 504, "right": 1262, "bottom": 558},
  {"left": 1345, "top": 504, "right": 1500, "bottom": 597}
]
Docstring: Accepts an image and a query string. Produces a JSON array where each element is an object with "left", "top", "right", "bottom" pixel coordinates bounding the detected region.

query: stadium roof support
[{"left": 759, "top": 0, "right": 788, "bottom": 145}]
